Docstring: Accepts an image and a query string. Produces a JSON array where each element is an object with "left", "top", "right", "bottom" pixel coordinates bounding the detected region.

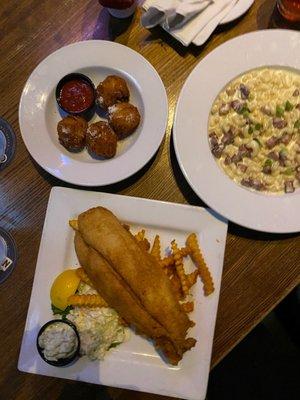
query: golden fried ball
[
  {"left": 97, "top": 75, "right": 130, "bottom": 110},
  {"left": 86, "top": 121, "right": 117, "bottom": 158},
  {"left": 108, "top": 103, "right": 140, "bottom": 139},
  {"left": 57, "top": 115, "right": 87, "bottom": 152}
]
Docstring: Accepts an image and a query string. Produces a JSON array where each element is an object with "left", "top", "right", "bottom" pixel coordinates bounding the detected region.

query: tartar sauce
[{"left": 38, "top": 322, "right": 78, "bottom": 361}]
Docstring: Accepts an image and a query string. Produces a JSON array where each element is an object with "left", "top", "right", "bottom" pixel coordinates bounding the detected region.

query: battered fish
[{"left": 75, "top": 207, "right": 196, "bottom": 364}]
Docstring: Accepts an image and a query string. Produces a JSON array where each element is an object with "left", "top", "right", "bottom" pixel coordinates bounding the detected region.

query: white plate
[
  {"left": 18, "top": 187, "right": 228, "bottom": 400},
  {"left": 19, "top": 41, "right": 168, "bottom": 186},
  {"left": 174, "top": 30, "right": 300, "bottom": 234},
  {"left": 220, "top": 0, "right": 254, "bottom": 25}
]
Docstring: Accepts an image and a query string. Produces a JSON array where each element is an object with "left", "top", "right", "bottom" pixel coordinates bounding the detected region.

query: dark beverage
[{"left": 277, "top": 0, "right": 300, "bottom": 21}]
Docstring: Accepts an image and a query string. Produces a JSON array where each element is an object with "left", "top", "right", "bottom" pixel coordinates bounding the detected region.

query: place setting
[{"left": 1, "top": 1, "right": 299, "bottom": 400}]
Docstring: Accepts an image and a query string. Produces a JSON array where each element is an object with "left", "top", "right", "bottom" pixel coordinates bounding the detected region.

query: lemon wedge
[{"left": 50, "top": 269, "right": 80, "bottom": 310}]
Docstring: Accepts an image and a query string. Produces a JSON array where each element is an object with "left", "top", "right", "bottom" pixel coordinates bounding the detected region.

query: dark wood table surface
[{"left": 0, "top": 0, "right": 299, "bottom": 399}]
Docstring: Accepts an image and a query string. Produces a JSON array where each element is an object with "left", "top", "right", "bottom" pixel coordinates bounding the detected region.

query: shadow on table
[
  {"left": 169, "top": 132, "right": 299, "bottom": 242},
  {"left": 84, "top": 5, "right": 137, "bottom": 42},
  {"left": 31, "top": 143, "right": 161, "bottom": 195}
]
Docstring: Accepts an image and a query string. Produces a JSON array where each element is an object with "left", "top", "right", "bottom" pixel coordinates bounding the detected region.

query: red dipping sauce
[{"left": 59, "top": 79, "right": 94, "bottom": 113}]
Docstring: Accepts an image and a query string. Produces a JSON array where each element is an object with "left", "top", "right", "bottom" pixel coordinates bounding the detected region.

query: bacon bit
[
  {"left": 219, "top": 103, "right": 230, "bottom": 115},
  {"left": 267, "top": 151, "right": 279, "bottom": 161},
  {"left": 211, "top": 144, "right": 224, "bottom": 158},
  {"left": 292, "top": 89, "right": 299, "bottom": 97},
  {"left": 224, "top": 155, "right": 231, "bottom": 165},
  {"left": 273, "top": 118, "right": 287, "bottom": 129},
  {"left": 262, "top": 165, "right": 272, "bottom": 175},
  {"left": 260, "top": 105, "right": 272, "bottom": 116},
  {"left": 209, "top": 132, "right": 218, "bottom": 148},
  {"left": 240, "top": 84, "right": 250, "bottom": 100},
  {"left": 280, "top": 133, "right": 291, "bottom": 145},
  {"left": 221, "top": 129, "right": 234, "bottom": 146},
  {"left": 238, "top": 163, "right": 247, "bottom": 173},
  {"left": 231, "top": 100, "right": 244, "bottom": 112},
  {"left": 266, "top": 136, "right": 279, "bottom": 149},
  {"left": 284, "top": 181, "right": 295, "bottom": 193}
]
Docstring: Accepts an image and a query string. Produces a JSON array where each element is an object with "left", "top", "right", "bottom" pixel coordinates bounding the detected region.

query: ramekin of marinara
[{"left": 56, "top": 73, "right": 96, "bottom": 117}]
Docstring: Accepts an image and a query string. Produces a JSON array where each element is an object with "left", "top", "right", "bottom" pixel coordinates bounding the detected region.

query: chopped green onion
[
  {"left": 238, "top": 105, "right": 251, "bottom": 116},
  {"left": 255, "top": 123, "right": 263, "bottom": 130},
  {"left": 279, "top": 148, "right": 287, "bottom": 157},
  {"left": 285, "top": 100, "right": 293, "bottom": 111},
  {"left": 276, "top": 105, "right": 284, "bottom": 118},
  {"left": 248, "top": 126, "right": 254, "bottom": 134},
  {"left": 253, "top": 138, "right": 261, "bottom": 146},
  {"left": 264, "top": 159, "right": 272, "bottom": 167},
  {"left": 282, "top": 167, "right": 293, "bottom": 175},
  {"left": 294, "top": 119, "right": 300, "bottom": 129}
]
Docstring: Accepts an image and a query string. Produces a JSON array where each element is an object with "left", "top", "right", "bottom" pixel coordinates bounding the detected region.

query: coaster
[
  {"left": 0, "top": 228, "right": 17, "bottom": 283},
  {"left": 0, "top": 117, "right": 16, "bottom": 171}
]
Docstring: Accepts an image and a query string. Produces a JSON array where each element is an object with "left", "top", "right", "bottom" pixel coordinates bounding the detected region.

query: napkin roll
[
  {"left": 141, "top": 0, "right": 177, "bottom": 28},
  {"left": 142, "top": 0, "right": 237, "bottom": 46},
  {"left": 167, "top": 1, "right": 211, "bottom": 29}
]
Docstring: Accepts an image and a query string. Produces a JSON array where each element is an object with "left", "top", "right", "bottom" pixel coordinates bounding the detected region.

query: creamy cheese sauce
[
  {"left": 208, "top": 67, "right": 300, "bottom": 194},
  {"left": 38, "top": 322, "right": 78, "bottom": 361}
]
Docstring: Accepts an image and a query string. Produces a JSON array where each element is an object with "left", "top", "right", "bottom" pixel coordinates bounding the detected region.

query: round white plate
[
  {"left": 19, "top": 40, "right": 168, "bottom": 186},
  {"left": 173, "top": 30, "right": 300, "bottom": 233},
  {"left": 221, "top": 0, "right": 254, "bottom": 25}
]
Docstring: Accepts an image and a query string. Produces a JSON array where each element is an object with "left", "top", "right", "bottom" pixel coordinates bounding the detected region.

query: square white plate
[{"left": 18, "top": 187, "right": 228, "bottom": 400}]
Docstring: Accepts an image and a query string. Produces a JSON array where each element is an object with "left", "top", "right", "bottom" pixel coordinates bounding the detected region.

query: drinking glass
[{"left": 277, "top": 0, "right": 300, "bottom": 21}]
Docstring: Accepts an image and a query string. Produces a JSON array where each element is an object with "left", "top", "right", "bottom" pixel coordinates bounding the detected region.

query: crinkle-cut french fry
[
  {"left": 134, "top": 229, "right": 150, "bottom": 251},
  {"left": 69, "top": 219, "right": 78, "bottom": 231},
  {"left": 180, "top": 246, "right": 191, "bottom": 257},
  {"left": 171, "top": 240, "right": 189, "bottom": 298},
  {"left": 76, "top": 267, "right": 94, "bottom": 288},
  {"left": 159, "top": 247, "right": 189, "bottom": 268},
  {"left": 68, "top": 294, "right": 108, "bottom": 307},
  {"left": 138, "top": 238, "right": 150, "bottom": 252},
  {"left": 186, "top": 233, "right": 214, "bottom": 296},
  {"left": 170, "top": 274, "right": 183, "bottom": 300},
  {"left": 160, "top": 255, "right": 175, "bottom": 268},
  {"left": 151, "top": 235, "right": 161, "bottom": 261},
  {"left": 187, "top": 270, "right": 198, "bottom": 289},
  {"left": 181, "top": 301, "right": 194, "bottom": 313},
  {"left": 134, "top": 229, "right": 145, "bottom": 242}
]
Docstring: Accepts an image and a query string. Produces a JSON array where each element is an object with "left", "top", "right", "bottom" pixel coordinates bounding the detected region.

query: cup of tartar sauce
[{"left": 37, "top": 319, "right": 80, "bottom": 366}]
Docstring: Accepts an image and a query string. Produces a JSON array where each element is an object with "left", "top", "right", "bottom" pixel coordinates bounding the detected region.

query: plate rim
[
  {"left": 18, "top": 186, "right": 228, "bottom": 400},
  {"left": 220, "top": 0, "right": 254, "bottom": 25},
  {"left": 18, "top": 40, "right": 168, "bottom": 187},
  {"left": 173, "top": 29, "right": 300, "bottom": 234}
]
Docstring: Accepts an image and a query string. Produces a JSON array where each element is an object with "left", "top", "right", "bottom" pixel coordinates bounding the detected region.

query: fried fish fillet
[{"left": 75, "top": 207, "right": 196, "bottom": 364}]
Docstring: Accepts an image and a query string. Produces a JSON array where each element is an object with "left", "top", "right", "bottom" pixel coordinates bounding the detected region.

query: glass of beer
[{"left": 277, "top": 0, "right": 300, "bottom": 21}]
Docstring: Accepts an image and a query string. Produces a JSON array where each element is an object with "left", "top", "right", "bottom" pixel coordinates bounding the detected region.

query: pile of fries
[{"left": 68, "top": 220, "right": 214, "bottom": 315}]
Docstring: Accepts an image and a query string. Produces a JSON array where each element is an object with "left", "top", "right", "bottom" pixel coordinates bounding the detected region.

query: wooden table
[{"left": 0, "top": 0, "right": 299, "bottom": 398}]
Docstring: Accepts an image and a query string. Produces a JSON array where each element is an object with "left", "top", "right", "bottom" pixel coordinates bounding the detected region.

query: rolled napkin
[
  {"left": 141, "top": 0, "right": 178, "bottom": 28},
  {"left": 167, "top": 0, "right": 211, "bottom": 29},
  {"left": 142, "top": 0, "right": 236, "bottom": 46},
  {"left": 192, "top": 0, "right": 237, "bottom": 45}
]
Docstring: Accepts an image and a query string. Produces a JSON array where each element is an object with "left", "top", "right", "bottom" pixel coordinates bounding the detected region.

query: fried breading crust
[{"left": 75, "top": 207, "right": 196, "bottom": 364}]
